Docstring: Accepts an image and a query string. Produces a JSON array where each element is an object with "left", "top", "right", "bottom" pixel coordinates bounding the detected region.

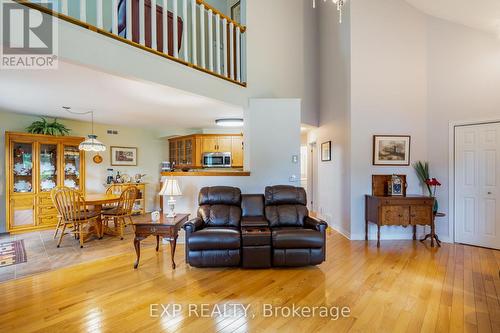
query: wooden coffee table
[{"left": 131, "top": 214, "right": 189, "bottom": 269}]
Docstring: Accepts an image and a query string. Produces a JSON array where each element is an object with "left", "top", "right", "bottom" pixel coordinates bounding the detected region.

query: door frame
[{"left": 448, "top": 118, "right": 500, "bottom": 244}]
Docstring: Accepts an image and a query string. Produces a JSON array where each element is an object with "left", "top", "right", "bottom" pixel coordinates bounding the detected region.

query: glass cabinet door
[
  {"left": 185, "top": 139, "right": 193, "bottom": 165},
  {"left": 39, "top": 144, "right": 58, "bottom": 192},
  {"left": 12, "top": 142, "right": 34, "bottom": 193},
  {"left": 63, "top": 145, "right": 81, "bottom": 190},
  {"left": 178, "top": 140, "right": 185, "bottom": 164}
]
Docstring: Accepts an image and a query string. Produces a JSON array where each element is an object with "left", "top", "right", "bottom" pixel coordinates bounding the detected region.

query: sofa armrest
[
  {"left": 304, "top": 216, "right": 328, "bottom": 232},
  {"left": 183, "top": 217, "right": 204, "bottom": 233}
]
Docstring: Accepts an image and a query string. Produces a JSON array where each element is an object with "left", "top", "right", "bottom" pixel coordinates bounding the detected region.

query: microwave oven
[{"left": 202, "top": 152, "right": 232, "bottom": 168}]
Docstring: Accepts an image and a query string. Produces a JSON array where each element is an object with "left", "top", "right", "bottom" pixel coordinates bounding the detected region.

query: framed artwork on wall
[
  {"left": 231, "top": 1, "right": 241, "bottom": 23},
  {"left": 373, "top": 135, "right": 411, "bottom": 166},
  {"left": 110, "top": 146, "right": 138, "bottom": 166},
  {"left": 321, "top": 141, "right": 332, "bottom": 161}
]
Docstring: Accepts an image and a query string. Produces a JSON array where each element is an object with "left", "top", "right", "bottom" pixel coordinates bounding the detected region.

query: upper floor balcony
[{"left": 18, "top": 0, "right": 247, "bottom": 86}]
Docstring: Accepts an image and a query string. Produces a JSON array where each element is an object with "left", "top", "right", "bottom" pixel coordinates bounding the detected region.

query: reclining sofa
[{"left": 183, "top": 185, "right": 328, "bottom": 268}]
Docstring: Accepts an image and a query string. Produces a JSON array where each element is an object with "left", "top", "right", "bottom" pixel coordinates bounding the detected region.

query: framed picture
[
  {"left": 110, "top": 146, "right": 138, "bottom": 166},
  {"left": 321, "top": 141, "right": 332, "bottom": 162},
  {"left": 231, "top": 1, "right": 241, "bottom": 23},
  {"left": 373, "top": 135, "right": 411, "bottom": 166}
]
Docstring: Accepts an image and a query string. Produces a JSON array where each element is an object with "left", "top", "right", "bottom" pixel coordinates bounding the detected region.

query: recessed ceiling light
[{"left": 215, "top": 118, "right": 244, "bottom": 127}]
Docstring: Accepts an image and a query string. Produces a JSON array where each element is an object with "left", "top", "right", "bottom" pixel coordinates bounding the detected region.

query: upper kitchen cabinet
[{"left": 168, "top": 134, "right": 244, "bottom": 169}]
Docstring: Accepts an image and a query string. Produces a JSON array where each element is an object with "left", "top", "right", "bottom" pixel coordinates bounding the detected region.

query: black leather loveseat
[{"left": 183, "top": 185, "right": 327, "bottom": 268}]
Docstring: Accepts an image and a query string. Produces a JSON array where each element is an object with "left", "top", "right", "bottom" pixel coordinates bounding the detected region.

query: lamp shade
[
  {"left": 79, "top": 135, "right": 106, "bottom": 152},
  {"left": 159, "top": 179, "right": 182, "bottom": 196}
]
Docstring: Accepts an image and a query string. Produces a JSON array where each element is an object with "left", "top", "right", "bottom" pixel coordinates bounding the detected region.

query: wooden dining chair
[
  {"left": 52, "top": 187, "right": 100, "bottom": 248},
  {"left": 51, "top": 187, "right": 64, "bottom": 240},
  {"left": 102, "top": 184, "right": 123, "bottom": 211},
  {"left": 102, "top": 186, "right": 138, "bottom": 240}
]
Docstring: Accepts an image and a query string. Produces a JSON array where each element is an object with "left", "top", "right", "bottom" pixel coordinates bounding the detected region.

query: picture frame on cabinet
[
  {"left": 321, "top": 141, "right": 332, "bottom": 162},
  {"left": 373, "top": 135, "right": 411, "bottom": 166}
]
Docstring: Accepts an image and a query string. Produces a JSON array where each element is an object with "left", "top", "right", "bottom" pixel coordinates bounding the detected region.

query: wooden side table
[
  {"left": 420, "top": 212, "right": 445, "bottom": 247},
  {"left": 131, "top": 213, "right": 190, "bottom": 269}
]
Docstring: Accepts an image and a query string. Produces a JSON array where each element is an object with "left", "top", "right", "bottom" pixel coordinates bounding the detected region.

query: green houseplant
[
  {"left": 26, "top": 117, "right": 70, "bottom": 136},
  {"left": 413, "top": 161, "right": 441, "bottom": 212}
]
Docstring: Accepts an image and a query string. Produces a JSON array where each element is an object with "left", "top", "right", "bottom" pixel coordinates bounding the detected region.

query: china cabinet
[{"left": 5, "top": 132, "right": 86, "bottom": 233}]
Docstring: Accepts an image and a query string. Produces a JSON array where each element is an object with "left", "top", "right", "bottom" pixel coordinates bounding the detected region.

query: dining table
[{"left": 84, "top": 193, "right": 121, "bottom": 239}]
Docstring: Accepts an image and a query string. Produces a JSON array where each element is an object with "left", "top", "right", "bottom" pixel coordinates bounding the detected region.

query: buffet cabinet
[
  {"left": 365, "top": 195, "right": 435, "bottom": 247},
  {"left": 5, "top": 132, "right": 86, "bottom": 233}
]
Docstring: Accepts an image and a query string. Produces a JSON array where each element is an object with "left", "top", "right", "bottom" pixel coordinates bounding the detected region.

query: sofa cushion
[
  {"left": 265, "top": 186, "right": 307, "bottom": 206},
  {"left": 241, "top": 194, "right": 265, "bottom": 217},
  {"left": 188, "top": 228, "right": 241, "bottom": 250},
  {"left": 199, "top": 187, "right": 241, "bottom": 206},
  {"left": 198, "top": 205, "right": 241, "bottom": 227},
  {"left": 241, "top": 216, "right": 268, "bottom": 227},
  {"left": 272, "top": 228, "right": 323, "bottom": 249},
  {"left": 265, "top": 205, "right": 308, "bottom": 227}
]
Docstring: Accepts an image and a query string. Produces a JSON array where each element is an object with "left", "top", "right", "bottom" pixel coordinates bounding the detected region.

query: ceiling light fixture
[
  {"left": 313, "top": 0, "right": 346, "bottom": 24},
  {"left": 215, "top": 118, "right": 244, "bottom": 127},
  {"left": 63, "top": 106, "right": 106, "bottom": 152}
]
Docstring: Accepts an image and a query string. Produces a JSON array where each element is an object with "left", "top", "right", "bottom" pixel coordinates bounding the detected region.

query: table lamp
[{"left": 159, "top": 179, "right": 182, "bottom": 217}]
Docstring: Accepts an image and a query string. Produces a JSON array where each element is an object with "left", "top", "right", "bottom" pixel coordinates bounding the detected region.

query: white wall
[
  {"left": 426, "top": 17, "right": 500, "bottom": 241},
  {"left": 349, "top": 0, "right": 429, "bottom": 240},
  {"left": 311, "top": 0, "right": 500, "bottom": 242},
  {"left": 0, "top": 109, "right": 164, "bottom": 232},
  {"left": 167, "top": 98, "right": 302, "bottom": 219},
  {"left": 307, "top": 0, "right": 351, "bottom": 237}
]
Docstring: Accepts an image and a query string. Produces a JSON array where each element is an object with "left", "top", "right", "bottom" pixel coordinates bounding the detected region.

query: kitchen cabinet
[
  {"left": 168, "top": 134, "right": 244, "bottom": 169},
  {"left": 6, "top": 132, "right": 86, "bottom": 233},
  {"left": 231, "top": 136, "right": 244, "bottom": 167}
]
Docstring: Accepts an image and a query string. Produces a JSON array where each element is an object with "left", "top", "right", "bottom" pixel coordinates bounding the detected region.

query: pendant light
[{"left": 63, "top": 107, "right": 106, "bottom": 152}]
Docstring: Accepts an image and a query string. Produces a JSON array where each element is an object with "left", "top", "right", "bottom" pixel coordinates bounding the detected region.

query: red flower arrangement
[{"left": 425, "top": 178, "right": 441, "bottom": 197}]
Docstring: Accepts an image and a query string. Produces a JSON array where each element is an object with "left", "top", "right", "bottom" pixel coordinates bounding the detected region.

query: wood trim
[
  {"left": 5, "top": 131, "right": 85, "bottom": 142},
  {"left": 161, "top": 171, "right": 250, "bottom": 177},
  {"left": 197, "top": 0, "right": 246, "bottom": 32},
  {"left": 13, "top": 0, "right": 247, "bottom": 88}
]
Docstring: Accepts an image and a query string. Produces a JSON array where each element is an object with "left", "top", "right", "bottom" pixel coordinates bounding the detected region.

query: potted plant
[
  {"left": 413, "top": 161, "right": 441, "bottom": 213},
  {"left": 26, "top": 117, "right": 70, "bottom": 136}
]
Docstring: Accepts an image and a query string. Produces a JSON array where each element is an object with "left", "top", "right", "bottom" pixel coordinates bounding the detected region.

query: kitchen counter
[{"left": 161, "top": 170, "right": 251, "bottom": 177}]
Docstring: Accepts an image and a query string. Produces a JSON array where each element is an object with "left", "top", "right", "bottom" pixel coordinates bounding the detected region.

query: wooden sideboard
[{"left": 365, "top": 195, "right": 435, "bottom": 247}]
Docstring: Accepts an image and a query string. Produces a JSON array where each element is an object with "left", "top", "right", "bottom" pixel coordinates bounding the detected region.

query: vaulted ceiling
[{"left": 404, "top": 0, "right": 500, "bottom": 36}]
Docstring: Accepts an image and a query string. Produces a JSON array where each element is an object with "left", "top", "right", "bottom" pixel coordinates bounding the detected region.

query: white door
[{"left": 455, "top": 122, "right": 500, "bottom": 249}]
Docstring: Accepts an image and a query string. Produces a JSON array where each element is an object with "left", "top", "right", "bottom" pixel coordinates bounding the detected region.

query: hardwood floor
[{"left": 0, "top": 230, "right": 499, "bottom": 333}]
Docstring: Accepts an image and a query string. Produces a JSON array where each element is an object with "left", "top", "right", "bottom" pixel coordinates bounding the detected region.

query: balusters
[
  {"left": 96, "top": 0, "right": 103, "bottom": 29},
  {"left": 208, "top": 9, "right": 213, "bottom": 72},
  {"left": 173, "top": 0, "right": 179, "bottom": 57},
  {"left": 139, "top": 0, "right": 145, "bottom": 45},
  {"left": 126, "top": 0, "right": 132, "bottom": 40},
  {"left": 191, "top": 0, "right": 197, "bottom": 65},
  {"left": 163, "top": 0, "right": 169, "bottom": 55},
  {"left": 236, "top": 26, "right": 241, "bottom": 82},
  {"left": 80, "top": 0, "right": 86, "bottom": 22},
  {"left": 229, "top": 22, "right": 234, "bottom": 80},
  {"left": 200, "top": 4, "right": 206, "bottom": 68},
  {"left": 151, "top": 0, "right": 157, "bottom": 50},
  {"left": 215, "top": 14, "right": 221, "bottom": 74},
  {"left": 182, "top": 0, "right": 188, "bottom": 61},
  {"left": 61, "top": 0, "right": 68, "bottom": 15},
  {"left": 222, "top": 18, "right": 228, "bottom": 77},
  {"left": 112, "top": 0, "right": 119, "bottom": 35}
]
